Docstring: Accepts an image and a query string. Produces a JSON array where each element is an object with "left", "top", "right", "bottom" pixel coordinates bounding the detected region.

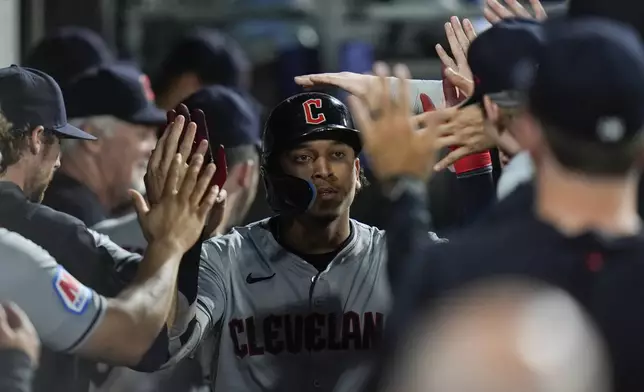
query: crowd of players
[{"left": 1, "top": 0, "right": 644, "bottom": 391}]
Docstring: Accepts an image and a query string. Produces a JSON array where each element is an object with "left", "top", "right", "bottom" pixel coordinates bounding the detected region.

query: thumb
[
  {"left": 445, "top": 68, "right": 473, "bottom": 96},
  {"left": 130, "top": 190, "right": 150, "bottom": 218}
]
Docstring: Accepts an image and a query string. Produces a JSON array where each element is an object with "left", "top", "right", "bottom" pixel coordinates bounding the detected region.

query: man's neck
[
  {"left": 0, "top": 165, "right": 29, "bottom": 194},
  {"left": 280, "top": 212, "right": 352, "bottom": 254},
  {"left": 60, "top": 158, "right": 113, "bottom": 211},
  {"left": 535, "top": 161, "right": 641, "bottom": 236}
]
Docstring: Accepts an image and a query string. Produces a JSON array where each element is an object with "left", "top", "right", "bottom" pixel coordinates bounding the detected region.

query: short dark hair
[{"left": 541, "top": 122, "right": 644, "bottom": 176}]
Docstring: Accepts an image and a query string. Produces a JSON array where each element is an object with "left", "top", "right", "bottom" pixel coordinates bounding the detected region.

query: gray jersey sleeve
[
  {"left": 0, "top": 229, "right": 106, "bottom": 353},
  {"left": 165, "top": 238, "right": 229, "bottom": 367}
]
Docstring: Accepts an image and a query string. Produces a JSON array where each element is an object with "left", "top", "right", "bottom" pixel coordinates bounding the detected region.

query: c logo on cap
[{"left": 302, "top": 99, "right": 326, "bottom": 125}]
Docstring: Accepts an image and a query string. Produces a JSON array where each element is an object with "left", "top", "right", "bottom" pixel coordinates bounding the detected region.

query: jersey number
[{"left": 302, "top": 99, "right": 326, "bottom": 125}]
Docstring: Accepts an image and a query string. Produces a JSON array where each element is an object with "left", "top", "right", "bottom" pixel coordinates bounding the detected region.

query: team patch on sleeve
[{"left": 53, "top": 265, "right": 92, "bottom": 314}]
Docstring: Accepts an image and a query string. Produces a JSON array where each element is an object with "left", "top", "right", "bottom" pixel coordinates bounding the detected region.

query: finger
[
  {"left": 347, "top": 95, "right": 374, "bottom": 147},
  {"left": 483, "top": 6, "right": 502, "bottom": 24},
  {"left": 462, "top": 18, "right": 478, "bottom": 42},
  {"left": 434, "top": 146, "right": 470, "bottom": 171},
  {"left": 530, "top": 0, "right": 547, "bottom": 20},
  {"left": 167, "top": 110, "right": 177, "bottom": 124},
  {"left": 178, "top": 122, "right": 197, "bottom": 162},
  {"left": 130, "top": 189, "right": 150, "bottom": 217},
  {"left": 486, "top": 0, "right": 514, "bottom": 20},
  {"left": 149, "top": 121, "right": 173, "bottom": 170},
  {"left": 416, "top": 108, "right": 458, "bottom": 130},
  {"left": 177, "top": 103, "right": 191, "bottom": 123},
  {"left": 373, "top": 62, "right": 392, "bottom": 114},
  {"left": 179, "top": 154, "right": 205, "bottom": 201},
  {"left": 445, "top": 22, "right": 467, "bottom": 68},
  {"left": 163, "top": 153, "right": 183, "bottom": 199},
  {"left": 161, "top": 115, "right": 186, "bottom": 174},
  {"left": 0, "top": 305, "right": 11, "bottom": 338},
  {"left": 4, "top": 303, "right": 32, "bottom": 333},
  {"left": 442, "top": 67, "right": 460, "bottom": 107},
  {"left": 294, "top": 75, "right": 314, "bottom": 87},
  {"left": 435, "top": 44, "right": 457, "bottom": 70},
  {"left": 212, "top": 145, "right": 228, "bottom": 188},
  {"left": 197, "top": 186, "right": 219, "bottom": 218},
  {"left": 504, "top": 0, "right": 532, "bottom": 18},
  {"left": 451, "top": 16, "right": 472, "bottom": 53},
  {"left": 445, "top": 67, "right": 474, "bottom": 97},
  {"left": 190, "top": 162, "right": 216, "bottom": 205},
  {"left": 191, "top": 109, "right": 212, "bottom": 161},
  {"left": 393, "top": 64, "right": 412, "bottom": 115}
]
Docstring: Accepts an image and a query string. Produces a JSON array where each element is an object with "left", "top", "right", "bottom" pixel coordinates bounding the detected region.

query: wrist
[{"left": 146, "top": 239, "right": 185, "bottom": 259}]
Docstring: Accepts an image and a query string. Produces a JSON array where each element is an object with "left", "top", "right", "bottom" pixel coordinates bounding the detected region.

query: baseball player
[{"left": 155, "top": 91, "right": 443, "bottom": 392}]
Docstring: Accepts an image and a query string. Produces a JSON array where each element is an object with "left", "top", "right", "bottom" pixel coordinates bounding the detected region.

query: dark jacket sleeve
[
  {"left": 0, "top": 349, "right": 34, "bottom": 392},
  {"left": 3, "top": 198, "right": 141, "bottom": 296},
  {"left": 383, "top": 177, "right": 446, "bottom": 297}
]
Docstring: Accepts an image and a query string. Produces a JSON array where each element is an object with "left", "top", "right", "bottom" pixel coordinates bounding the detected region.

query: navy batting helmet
[{"left": 261, "top": 92, "right": 361, "bottom": 214}]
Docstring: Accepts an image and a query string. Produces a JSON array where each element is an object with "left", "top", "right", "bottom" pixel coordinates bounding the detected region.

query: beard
[{"left": 28, "top": 173, "right": 53, "bottom": 203}]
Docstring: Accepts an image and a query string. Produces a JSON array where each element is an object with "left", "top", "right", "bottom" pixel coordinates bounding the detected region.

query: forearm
[
  {"left": 114, "top": 241, "right": 182, "bottom": 348},
  {"left": 382, "top": 176, "right": 437, "bottom": 295},
  {"left": 75, "top": 241, "right": 183, "bottom": 366}
]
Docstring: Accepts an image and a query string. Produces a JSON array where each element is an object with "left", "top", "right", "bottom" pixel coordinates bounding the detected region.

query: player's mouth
[{"left": 316, "top": 187, "right": 338, "bottom": 198}]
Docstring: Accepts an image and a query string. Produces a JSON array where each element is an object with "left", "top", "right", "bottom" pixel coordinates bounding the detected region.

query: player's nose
[{"left": 312, "top": 157, "right": 333, "bottom": 179}]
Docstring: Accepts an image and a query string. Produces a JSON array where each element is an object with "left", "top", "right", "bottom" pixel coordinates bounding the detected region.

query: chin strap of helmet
[{"left": 261, "top": 164, "right": 318, "bottom": 214}]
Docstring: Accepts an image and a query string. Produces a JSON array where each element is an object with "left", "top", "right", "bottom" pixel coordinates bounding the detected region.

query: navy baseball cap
[
  {"left": 529, "top": 17, "right": 644, "bottom": 144},
  {"left": 0, "top": 65, "right": 96, "bottom": 140},
  {"left": 23, "top": 27, "right": 114, "bottom": 86},
  {"left": 181, "top": 85, "right": 260, "bottom": 148},
  {"left": 65, "top": 64, "right": 166, "bottom": 126},
  {"left": 156, "top": 29, "right": 250, "bottom": 90},
  {"left": 463, "top": 18, "right": 544, "bottom": 108}
]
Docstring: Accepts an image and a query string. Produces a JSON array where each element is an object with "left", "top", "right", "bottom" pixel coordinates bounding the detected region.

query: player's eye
[
  {"left": 294, "top": 154, "right": 312, "bottom": 163},
  {"left": 331, "top": 151, "right": 346, "bottom": 160}
]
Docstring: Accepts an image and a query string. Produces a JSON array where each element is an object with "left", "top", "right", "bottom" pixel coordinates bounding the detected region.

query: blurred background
[
  {"left": 6, "top": 0, "right": 567, "bottom": 231},
  {"left": 12, "top": 0, "right": 564, "bottom": 107}
]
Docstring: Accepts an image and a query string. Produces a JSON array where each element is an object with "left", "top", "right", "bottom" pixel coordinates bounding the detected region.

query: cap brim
[
  {"left": 54, "top": 123, "right": 97, "bottom": 140},
  {"left": 127, "top": 104, "right": 167, "bottom": 126}
]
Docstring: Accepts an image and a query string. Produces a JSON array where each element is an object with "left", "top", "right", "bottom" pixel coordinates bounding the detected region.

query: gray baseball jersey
[
  {"left": 0, "top": 228, "right": 105, "bottom": 352},
  {"left": 168, "top": 218, "right": 442, "bottom": 392}
]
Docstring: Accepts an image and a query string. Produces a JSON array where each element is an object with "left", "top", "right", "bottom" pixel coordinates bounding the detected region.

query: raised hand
[
  {"left": 348, "top": 62, "right": 456, "bottom": 182},
  {"left": 436, "top": 16, "right": 477, "bottom": 99},
  {"left": 483, "top": 0, "right": 547, "bottom": 24},
  {"left": 145, "top": 104, "right": 210, "bottom": 206},
  {"left": 133, "top": 151, "right": 220, "bottom": 252}
]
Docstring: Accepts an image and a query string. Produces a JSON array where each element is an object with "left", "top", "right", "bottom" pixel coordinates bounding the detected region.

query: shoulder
[
  {"left": 202, "top": 219, "right": 269, "bottom": 259},
  {"left": 0, "top": 228, "right": 57, "bottom": 269}
]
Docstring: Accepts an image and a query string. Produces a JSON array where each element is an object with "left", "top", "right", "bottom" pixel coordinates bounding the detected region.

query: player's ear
[
  {"left": 27, "top": 126, "right": 45, "bottom": 155},
  {"left": 354, "top": 157, "right": 362, "bottom": 191}
]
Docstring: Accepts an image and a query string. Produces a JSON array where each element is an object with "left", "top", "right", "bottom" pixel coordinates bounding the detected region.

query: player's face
[
  {"left": 280, "top": 139, "right": 360, "bottom": 219},
  {"left": 100, "top": 123, "right": 157, "bottom": 202}
]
